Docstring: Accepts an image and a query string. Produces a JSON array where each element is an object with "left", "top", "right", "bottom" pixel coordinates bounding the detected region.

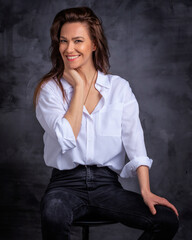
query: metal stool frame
[{"left": 73, "top": 219, "right": 118, "bottom": 240}]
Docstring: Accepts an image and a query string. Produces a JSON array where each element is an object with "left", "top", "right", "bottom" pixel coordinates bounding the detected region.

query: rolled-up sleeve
[
  {"left": 36, "top": 83, "right": 76, "bottom": 153},
  {"left": 55, "top": 117, "right": 76, "bottom": 153},
  {"left": 120, "top": 82, "right": 153, "bottom": 178}
]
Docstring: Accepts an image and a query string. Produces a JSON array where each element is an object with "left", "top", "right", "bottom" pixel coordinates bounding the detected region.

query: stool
[{"left": 73, "top": 218, "right": 118, "bottom": 240}]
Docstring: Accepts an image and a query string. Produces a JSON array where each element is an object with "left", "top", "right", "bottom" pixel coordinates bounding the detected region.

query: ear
[{"left": 92, "top": 42, "right": 97, "bottom": 51}]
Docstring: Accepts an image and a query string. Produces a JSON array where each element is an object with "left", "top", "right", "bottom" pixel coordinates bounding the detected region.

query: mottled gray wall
[{"left": 0, "top": 0, "right": 191, "bottom": 239}]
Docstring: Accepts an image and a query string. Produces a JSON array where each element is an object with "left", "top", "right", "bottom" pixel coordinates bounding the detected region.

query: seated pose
[{"left": 34, "top": 7, "right": 179, "bottom": 240}]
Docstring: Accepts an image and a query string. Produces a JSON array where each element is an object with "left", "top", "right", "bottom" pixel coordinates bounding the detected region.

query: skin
[
  {"left": 59, "top": 22, "right": 101, "bottom": 137},
  {"left": 137, "top": 166, "right": 179, "bottom": 217},
  {"left": 59, "top": 22, "right": 179, "bottom": 218}
]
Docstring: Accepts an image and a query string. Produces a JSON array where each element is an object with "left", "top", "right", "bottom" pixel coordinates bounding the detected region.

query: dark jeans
[{"left": 40, "top": 165, "right": 179, "bottom": 240}]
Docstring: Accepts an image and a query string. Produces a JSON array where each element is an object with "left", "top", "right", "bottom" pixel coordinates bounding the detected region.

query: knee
[
  {"left": 41, "top": 195, "right": 72, "bottom": 228},
  {"left": 155, "top": 205, "right": 179, "bottom": 234}
]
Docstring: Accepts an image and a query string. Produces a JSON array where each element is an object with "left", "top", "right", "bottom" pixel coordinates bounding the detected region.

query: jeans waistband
[
  {"left": 46, "top": 164, "right": 120, "bottom": 192},
  {"left": 53, "top": 164, "right": 116, "bottom": 174},
  {"left": 51, "top": 164, "right": 118, "bottom": 181}
]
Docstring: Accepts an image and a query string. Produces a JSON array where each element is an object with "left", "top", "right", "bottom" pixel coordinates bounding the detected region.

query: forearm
[
  {"left": 64, "top": 84, "right": 84, "bottom": 139},
  {"left": 137, "top": 166, "right": 151, "bottom": 196}
]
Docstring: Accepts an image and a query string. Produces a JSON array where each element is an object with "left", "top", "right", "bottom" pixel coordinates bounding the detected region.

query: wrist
[
  {"left": 74, "top": 82, "right": 84, "bottom": 90},
  {"left": 141, "top": 188, "right": 151, "bottom": 198},
  {"left": 74, "top": 84, "right": 84, "bottom": 104}
]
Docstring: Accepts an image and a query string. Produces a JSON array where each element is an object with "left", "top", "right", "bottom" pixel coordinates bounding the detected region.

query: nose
[{"left": 65, "top": 41, "right": 74, "bottom": 53}]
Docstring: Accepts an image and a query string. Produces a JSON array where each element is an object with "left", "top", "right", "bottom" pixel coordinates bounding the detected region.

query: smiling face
[{"left": 59, "top": 22, "right": 96, "bottom": 71}]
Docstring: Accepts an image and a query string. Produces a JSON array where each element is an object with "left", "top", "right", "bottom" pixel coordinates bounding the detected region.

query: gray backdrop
[{"left": 0, "top": 0, "right": 191, "bottom": 239}]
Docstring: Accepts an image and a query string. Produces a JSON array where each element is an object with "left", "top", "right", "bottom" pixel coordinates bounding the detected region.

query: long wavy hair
[{"left": 33, "top": 7, "right": 110, "bottom": 106}]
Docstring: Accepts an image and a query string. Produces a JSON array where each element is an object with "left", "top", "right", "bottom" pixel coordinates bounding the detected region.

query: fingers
[
  {"left": 159, "top": 198, "right": 179, "bottom": 217},
  {"left": 144, "top": 193, "right": 179, "bottom": 218},
  {"left": 63, "top": 69, "right": 84, "bottom": 87},
  {"left": 152, "top": 196, "right": 179, "bottom": 217},
  {"left": 148, "top": 203, "right": 157, "bottom": 215},
  {"left": 170, "top": 205, "right": 179, "bottom": 217}
]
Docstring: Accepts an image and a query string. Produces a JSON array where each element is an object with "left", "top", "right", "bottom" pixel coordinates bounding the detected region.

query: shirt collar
[
  {"left": 95, "top": 71, "right": 111, "bottom": 89},
  {"left": 61, "top": 70, "right": 111, "bottom": 93}
]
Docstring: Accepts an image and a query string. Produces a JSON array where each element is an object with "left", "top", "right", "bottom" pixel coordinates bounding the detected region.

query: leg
[
  {"left": 82, "top": 226, "right": 89, "bottom": 240},
  {"left": 138, "top": 205, "right": 179, "bottom": 240},
  {"left": 89, "top": 183, "right": 179, "bottom": 240},
  {"left": 40, "top": 188, "right": 88, "bottom": 240}
]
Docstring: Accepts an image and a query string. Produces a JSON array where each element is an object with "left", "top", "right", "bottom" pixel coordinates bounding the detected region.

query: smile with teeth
[{"left": 66, "top": 55, "right": 80, "bottom": 61}]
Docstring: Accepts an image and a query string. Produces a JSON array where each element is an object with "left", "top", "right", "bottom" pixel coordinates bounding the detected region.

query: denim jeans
[{"left": 40, "top": 165, "right": 179, "bottom": 240}]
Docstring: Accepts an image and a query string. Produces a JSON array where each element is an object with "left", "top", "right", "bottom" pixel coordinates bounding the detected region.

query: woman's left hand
[{"left": 142, "top": 191, "right": 179, "bottom": 217}]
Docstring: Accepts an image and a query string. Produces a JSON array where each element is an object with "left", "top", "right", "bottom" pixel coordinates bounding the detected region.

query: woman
[{"left": 34, "top": 7, "right": 179, "bottom": 240}]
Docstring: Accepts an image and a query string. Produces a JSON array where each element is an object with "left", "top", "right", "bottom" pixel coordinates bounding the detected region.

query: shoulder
[
  {"left": 100, "top": 72, "right": 136, "bottom": 103},
  {"left": 108, "top": 72, "right": 128, "bottom": 83},
  {"left": 40, "top": 78, "right": 59, "bottom": 92},
  {"left": 103, "top": 72, "right": 132, "bottom": 94},
  {"left": 101, "top": 72, "right": 131, "bottom": 89},
  {"left": 38, "top": 77, "right": 66, "bottom": 100},
  {"left": 38, "top": 77, "right": 65, "bottom": 102}
]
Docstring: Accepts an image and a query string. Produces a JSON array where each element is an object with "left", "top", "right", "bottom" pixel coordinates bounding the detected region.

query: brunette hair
[{"left": 33, "top": 7, "right": 110, "bottom": 106}]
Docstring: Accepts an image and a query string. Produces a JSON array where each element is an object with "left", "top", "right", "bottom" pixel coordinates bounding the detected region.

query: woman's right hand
[{"left": 63, "top": 67, "right": 85, "bottom": 88}]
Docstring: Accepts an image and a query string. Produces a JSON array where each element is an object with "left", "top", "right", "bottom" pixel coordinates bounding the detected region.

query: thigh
[
  {"left": 89, "top": 184, "right": 176, "bottom": 231},
  {"left": 41, "top": 188, "right": 88, "bottom": 223}
]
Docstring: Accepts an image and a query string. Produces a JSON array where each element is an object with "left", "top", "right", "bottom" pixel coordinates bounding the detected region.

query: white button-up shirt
[{"left": 36, "top": 71, "right": 153, "bottom": 178}]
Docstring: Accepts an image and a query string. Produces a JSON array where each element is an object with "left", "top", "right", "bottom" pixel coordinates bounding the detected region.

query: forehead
[{"left": 60, "top": 22, "right": 90, "bottom": 38}]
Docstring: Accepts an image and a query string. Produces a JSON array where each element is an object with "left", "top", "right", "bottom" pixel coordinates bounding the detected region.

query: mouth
[{"left": 66, "top": 55, "right": 80, "bottom": 61}]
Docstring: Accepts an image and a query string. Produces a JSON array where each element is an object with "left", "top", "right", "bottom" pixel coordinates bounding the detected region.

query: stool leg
[{"left": 82, "top": 226, "right": 89, "bottom": 240}]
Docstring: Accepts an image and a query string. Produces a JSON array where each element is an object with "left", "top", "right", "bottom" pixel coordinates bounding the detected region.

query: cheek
[
  {"left": 59, "top": 44, "right": 66, "bottom": 54},
  {"left": 59, "top": 45, "right": 66, "bottom": 60},
  {"left": 59, "top": 45, "right": 62, "bottom": 53},
  {"left": 80, "top": 44, "right": 94, "bottom": 55},
  {"left": 77, "top": 44, "right": 86, "bottom": 52}
]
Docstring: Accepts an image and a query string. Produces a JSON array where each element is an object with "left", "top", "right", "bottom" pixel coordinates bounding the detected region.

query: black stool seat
[
  {"left": 73, "top": 219, "right": 118, "bottom": 226},
  {"left": 73, "top": 217, "right": 118, "bottom": 240}
]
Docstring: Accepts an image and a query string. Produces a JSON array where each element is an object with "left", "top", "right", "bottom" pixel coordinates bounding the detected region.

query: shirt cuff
[
  {"left": 120, "top": 157, "right": 153, "bottom": 178},
  {"left": 55, "top": 117, "right": 76, "bottom": 153}
]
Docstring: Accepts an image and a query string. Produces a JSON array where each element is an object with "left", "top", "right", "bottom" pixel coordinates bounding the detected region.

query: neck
[
  {"left": 78, "top": 64, "right": 97, "bottom": 86},
  {"left": 83, "top": 69, "right": 97, "bottom": 105}
]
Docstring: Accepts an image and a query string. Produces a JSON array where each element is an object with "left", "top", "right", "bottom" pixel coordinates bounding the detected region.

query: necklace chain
[{"left": 84, "top": 71, "right": 97, "bottom": 105}]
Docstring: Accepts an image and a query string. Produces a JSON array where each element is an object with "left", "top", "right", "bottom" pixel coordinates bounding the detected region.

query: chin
[{"left": 67, "top": 63, "right": 83, "bottom": 70}]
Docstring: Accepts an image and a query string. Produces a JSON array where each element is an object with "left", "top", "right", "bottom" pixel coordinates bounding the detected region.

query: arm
[
  {"left": 36, "top": 69, "right": 85, "bottom": 153},
  {"left": 137, "top": 166, "right": 179, "bottom": 217},
  {"left": 121, "top": 81, "right": 153, "bottom": 178},
  {"left": 63, "top": 68, "right": 85, "bottom": 139},
  {"left": 120, "top": 82, "right": 178, "bottom": 217},
  {"left": 64, "top": 84, "right": 84, "bottom": 139}
]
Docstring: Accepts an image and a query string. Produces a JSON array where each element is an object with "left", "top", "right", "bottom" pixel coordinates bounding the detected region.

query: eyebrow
[{"left": 60, "top": 36, "right": 85, "bottom": 40}]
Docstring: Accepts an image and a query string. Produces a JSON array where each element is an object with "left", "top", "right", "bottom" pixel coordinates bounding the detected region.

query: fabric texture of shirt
[{"left": 36, "top": 71, "right": 153, "bottom": 178}]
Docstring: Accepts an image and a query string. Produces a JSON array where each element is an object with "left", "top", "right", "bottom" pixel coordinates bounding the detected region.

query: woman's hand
[
  {"left": 142, "top": 190, "right": 179, "bottom": 217},
  {"left": 137, "top": 166, "right": 179, "bottom": 217},
  {"left": 63, "top": 67, "right": 85, "bottom": 88}
]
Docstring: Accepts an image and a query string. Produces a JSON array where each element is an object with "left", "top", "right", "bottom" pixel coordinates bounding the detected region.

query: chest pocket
[{"left": 98, "top": 103, "right": 123, "bottom": 137}]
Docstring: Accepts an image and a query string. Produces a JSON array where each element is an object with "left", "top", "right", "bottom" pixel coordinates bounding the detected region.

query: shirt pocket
[{"left": 98, "top": 103, "right": 123, "bottom": 137}]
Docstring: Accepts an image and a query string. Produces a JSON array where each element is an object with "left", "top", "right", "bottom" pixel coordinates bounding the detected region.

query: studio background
[{"left": 0, "top": 0, "right": 191, "bottom": 239}]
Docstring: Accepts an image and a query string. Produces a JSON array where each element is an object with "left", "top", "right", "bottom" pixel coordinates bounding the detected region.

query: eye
[
  {"left": 75, "top": 39, "right": 83, "bottom": 43},
  {"left": 60, "top": 39, "right": 67, "bottom": 43}
]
